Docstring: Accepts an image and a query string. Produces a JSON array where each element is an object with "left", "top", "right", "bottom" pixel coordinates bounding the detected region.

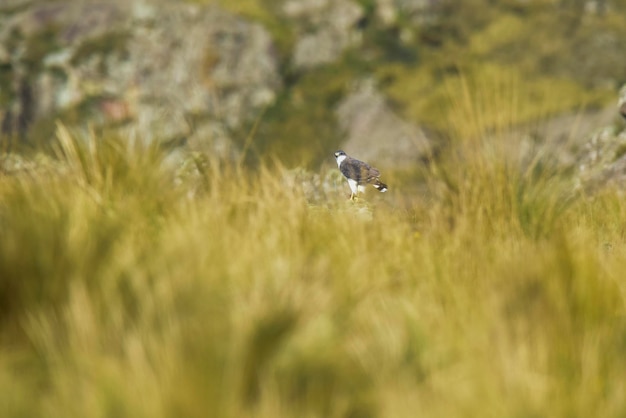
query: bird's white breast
[
  {"left": 347, "top": 179, "right": 359, "bottom": 194},
  {"left": 335, "top": 154, "right": 347, "bottom": 168}
]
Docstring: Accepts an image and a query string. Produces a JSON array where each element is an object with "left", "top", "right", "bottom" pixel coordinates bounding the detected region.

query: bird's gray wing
[{"left": 340, "top": 157, "right": 371, "bottom": 183}]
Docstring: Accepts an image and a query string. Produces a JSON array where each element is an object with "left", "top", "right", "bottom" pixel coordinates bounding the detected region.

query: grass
[{"left": 1, "top": 82, "right": 626, "bottom": 418}]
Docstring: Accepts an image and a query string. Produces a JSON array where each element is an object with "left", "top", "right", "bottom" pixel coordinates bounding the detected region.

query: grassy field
[{"left": 1, "top": 85, "right": 626, "bottom": 418}]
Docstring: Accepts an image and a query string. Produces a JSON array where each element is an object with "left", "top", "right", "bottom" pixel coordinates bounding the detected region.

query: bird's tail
[{"left": 372, "top": 179, "right": 388, "bottom": 192}]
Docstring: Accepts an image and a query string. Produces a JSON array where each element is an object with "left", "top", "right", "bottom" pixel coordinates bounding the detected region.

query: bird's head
[{"left": 334, "top": 150, "right": 347, "bottom": 166}]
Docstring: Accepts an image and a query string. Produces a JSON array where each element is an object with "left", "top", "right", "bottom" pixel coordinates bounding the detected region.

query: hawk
[{"left": 334, "top": 150, "right": 388, "bottom": 200}]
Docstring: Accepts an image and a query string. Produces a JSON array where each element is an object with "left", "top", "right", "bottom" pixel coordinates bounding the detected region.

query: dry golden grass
[{"left": 1, "top": 86, "right": 626, "bottom": 418}]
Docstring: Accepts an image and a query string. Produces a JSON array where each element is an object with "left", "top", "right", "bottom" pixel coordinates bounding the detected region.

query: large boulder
[
  {"left": 0, "top": 0, "right": 282, "bottom": 156},
  {"left": 335, "top": 79, "right": 432, "bottom": 168}
]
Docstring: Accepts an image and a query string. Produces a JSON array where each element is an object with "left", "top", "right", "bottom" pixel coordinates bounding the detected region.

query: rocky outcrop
[
  {"left": 572, "top": 85, "right": 626, "bottom": 193},
  {"left": 283, "top": 0, "right": 364, "bottom": 69},
  {"left": 0, "top": 1, "right": 282, "bottom": 156},
  {"left": 575, "top": 128, "right": 626, "bottom": 193},
  {"left": 336, "top": 79, "right": 432, "bottom": 168}
]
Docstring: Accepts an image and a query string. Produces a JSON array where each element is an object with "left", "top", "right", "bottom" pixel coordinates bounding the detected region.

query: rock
[
  {"left": 526, "top": 106, "right": 617, "bottom": 168},
  {"left": 375, "top": 0, "right": 442, "bottom": 27},
  {"left": 335, "top": 79, "right": 432, "bottom": 168},
  {"left": 284, "top": 0, "right": 364, "bottom": 69},
  {"left": 573, "top": 85, "right": 626, "bottom": 193},
  {"left": 0, "top": 0, "right": 282, "bottom": 155},
  {"left": 575, "top": 126, "right": 626, "bottom": 193}
]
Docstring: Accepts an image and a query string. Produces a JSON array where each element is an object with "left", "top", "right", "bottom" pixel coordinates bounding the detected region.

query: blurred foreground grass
[{"left": 1, "top": 90, "right": 626, "bottom": 417}]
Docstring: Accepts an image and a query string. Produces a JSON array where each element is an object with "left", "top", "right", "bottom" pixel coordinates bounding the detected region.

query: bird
[{"left": 334, "top": 150, "right": 388, "bottom": 200}]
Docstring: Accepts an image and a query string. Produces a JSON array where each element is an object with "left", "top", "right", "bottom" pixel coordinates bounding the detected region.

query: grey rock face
[
  {"left": 284, "top": 0, "right": 364, "bottom": 69},
  {"left": 575, "top": 126, "right": 626, "bottom": 193},
  {"left": 0, "top": 1, "right": 282, "bottom": 155},
  {"left": 573, "top": 85, "right": 626, "bottom": 193},
  {"left": 335, "top": 79, "right": 432, "bottom": 168}
]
